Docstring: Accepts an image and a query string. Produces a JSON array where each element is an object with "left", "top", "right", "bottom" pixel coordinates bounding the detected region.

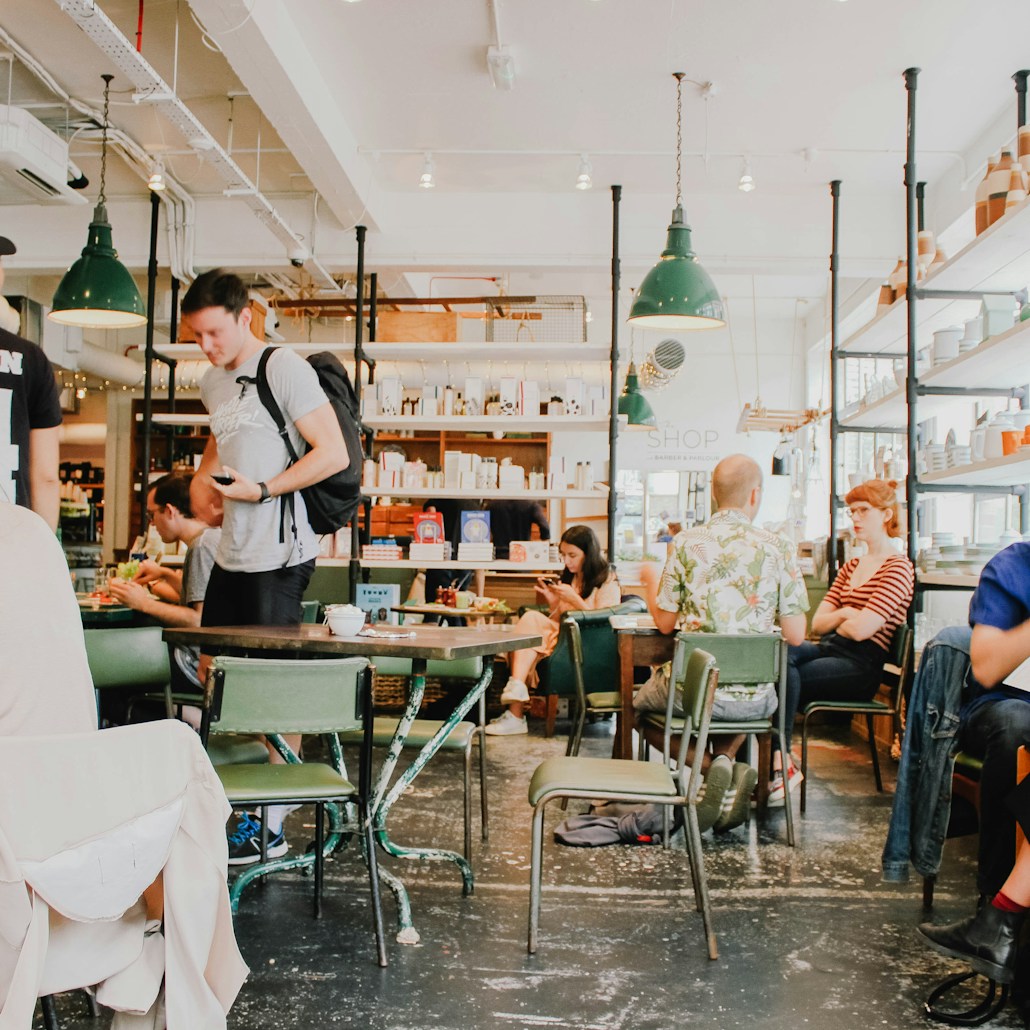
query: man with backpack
[{"left": 184, "top": 268, "right": 349, "bottom": 863}]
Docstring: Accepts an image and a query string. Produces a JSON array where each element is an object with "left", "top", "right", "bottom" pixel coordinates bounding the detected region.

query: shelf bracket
[
  {"left": 833, "top": 349, "right": 902, "bottom": 361},
  {"left": 835, "top": 423, "right": 907, "bottom": 435},
  {"left": 913, "top": 286, "right": 1029, "bottom": 306},
  {"left": 916, "top": 385, "right": 1024, "bottom": 399},
  {"left": 916, "top": 483, "right": 1021, "bottom": 496}
]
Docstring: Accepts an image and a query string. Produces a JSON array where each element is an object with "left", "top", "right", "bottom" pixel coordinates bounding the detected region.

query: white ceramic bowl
[{"left": 326, "top": 606, "right": 366, "bottom": 637}]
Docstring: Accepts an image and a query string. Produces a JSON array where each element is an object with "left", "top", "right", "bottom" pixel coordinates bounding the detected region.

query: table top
[
  {"left": 609, "top": 614, "right": 659, "bottom": 633},
  {"left": 164, "top": 623, "right": 541, "bottom": 660},
  {"left": 393, "top": 603, "right": 514, "bottom": 621}
]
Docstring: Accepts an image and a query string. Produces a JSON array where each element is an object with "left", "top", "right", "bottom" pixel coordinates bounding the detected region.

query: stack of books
[
  {"left": 458, "top": 542, "right": 494, "bottom": 562},
  {"left": 409, "top": 542, "right": 447, "bottom": 561},
  {"left": 362, "top": 542, "right": 404, "bottom": 561}
]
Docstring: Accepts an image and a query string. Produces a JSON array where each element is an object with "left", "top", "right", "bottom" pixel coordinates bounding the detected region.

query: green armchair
[{"left": 535, "top": 597, "right": 647, "bottom": 743}]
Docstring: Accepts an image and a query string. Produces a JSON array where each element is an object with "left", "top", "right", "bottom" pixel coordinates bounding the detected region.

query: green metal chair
[
  {"left": 799, "top": 622, "right": 913, "bottom": 813},
  {"left": 340, "top": 655, "right": 488, "bottom": 862},
  {"left": 301, "top": 599, "right": 323, "bottom": 624},
  {"left": 635, "top": 632, "right": 794, "bottom": 846},
  {"left": 84, "top": 625, "right": 171, "bottom": 726},
  {"left": 527, "top": 645, "right": 720, "bottom": 958},
  {"left": 536, "top": 597, "right": 648, "bottom": 742},
  {"left": 204, "top": 655, "right": 388, "bottom": 966}
]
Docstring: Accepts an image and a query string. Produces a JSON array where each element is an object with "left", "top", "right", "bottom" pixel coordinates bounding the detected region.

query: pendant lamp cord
[
  {"left": 673, "top": 71, "right": 685, "bottom": 208},
  {"left": 99, "top": 73, "right": 113, "bottom": 207}
]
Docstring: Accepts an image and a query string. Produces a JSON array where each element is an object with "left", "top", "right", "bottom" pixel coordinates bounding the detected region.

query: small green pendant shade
[
  {"left": 629, "top": 206, "right": 725, "bottom": 330},
  {"left": 49, "top": 203, "right": 146, "bottom": 329},
  {"left": 617, "top": 362, "right": 657, "bottom": 429}
]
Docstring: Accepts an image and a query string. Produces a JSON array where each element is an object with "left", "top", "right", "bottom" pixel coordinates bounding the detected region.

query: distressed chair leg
[
  {"left": 463, "top": 740, "right": 473, "bottom": 862},
  {"left": 477, "top": 697, "right": 489, "bottom": 842},
  {"left": 800, "top": 713, "right": 811, "bottom": 814},
  {"left": 528, "top": 800, "right": 548, "bottom": 954},
  {"left": 361, "top": 801, "right": 389, "bottom": 967},
  {"left": 866, "top": 713, "right": 883, "bottom": 791},
  {"left": 314, "top": 803, "right": 324, "bottom": 919}
]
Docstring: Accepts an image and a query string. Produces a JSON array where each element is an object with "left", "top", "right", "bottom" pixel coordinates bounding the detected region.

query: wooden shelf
[
  {"left": 918, "top": 572, "right": 980, "bottom": 588},
  {"left": 357, "top": 559, "right": 564, "bottom": 571},
  {"left": 841, "top": 195, "right": 1030, "bottom": 355},
  {"left": 921, "top": 450, "right": 1030, "bottom": 487},
  {"left": 362, "top": 486, "right": 607, "bottom": 501},
  {"left": 364, "top": 415, "right": 607, "bottom": 432}
]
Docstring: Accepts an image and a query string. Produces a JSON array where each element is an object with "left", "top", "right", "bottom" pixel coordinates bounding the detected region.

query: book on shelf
[
  {"left": 510, "top": 540, "right": 550, "bottom": 564},
  {"left": 355, "top": 583, "right": 401, "bottom": 624},
  {"left": 460, "top": 510, "right": 491, "bottom": 543},
  {"left": 409, "top": 542, "right": 447, "bottom": 561},
  {"left": 413, "top": 511, "right": 445, "bottom": 543},
  {"left": 362, "top": 543, "right": 404, "bottom": 561},
  {"left": 458, "top": 542, "right": 495, "bottom": 562}
]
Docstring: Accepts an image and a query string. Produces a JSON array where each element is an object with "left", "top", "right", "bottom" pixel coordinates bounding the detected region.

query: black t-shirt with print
[{"left": 0, "top": 327, "right": 62, "bottom": 508}]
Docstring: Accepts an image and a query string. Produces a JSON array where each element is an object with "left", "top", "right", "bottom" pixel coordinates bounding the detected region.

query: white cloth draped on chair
[{"left": 0, "top": 720, "right": 248, "bottom": 1029}]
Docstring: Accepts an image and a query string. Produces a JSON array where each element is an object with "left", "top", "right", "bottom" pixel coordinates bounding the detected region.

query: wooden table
[
  {"left": 610, "top": 614, "right": 674, "bottom": 760},
  {"left": 164, "top": 622, "right": 541, "bottom": 944},
  {"left": 392, "top": 603, "right": 515, "bottom": 624}
]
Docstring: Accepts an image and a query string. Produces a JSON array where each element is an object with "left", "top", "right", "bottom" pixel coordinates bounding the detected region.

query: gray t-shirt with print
[
  {"left": 200, "top": 347, "right": 328, "bottom": 572},
  {"left": 174, "top": 525, "right": 221, "bottom": 687}
]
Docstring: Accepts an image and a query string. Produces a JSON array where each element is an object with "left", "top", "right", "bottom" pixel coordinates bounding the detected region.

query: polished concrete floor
[{"left": 38, "top": 718, "right": 1028, "bottom": 1030}]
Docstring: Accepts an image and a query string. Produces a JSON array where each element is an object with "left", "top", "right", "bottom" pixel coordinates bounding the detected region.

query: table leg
[
  {"left": 371, "top": 662, "right": 493, "bottom": 941},
  {"left": 616, "top": 633, "right": 635, "bottom": 760}
]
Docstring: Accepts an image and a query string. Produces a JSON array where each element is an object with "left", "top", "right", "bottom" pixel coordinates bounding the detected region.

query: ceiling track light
[
  {"left": 486, "top": 45, "right": 516, "bottom": 91},
  {"left": 738, "top": 157, "right": 755, "bottom": 193},
  {"left": 419, "top": 152, "right": 435, "bottom": 189},
  {"left": 628, "top": 72, "right": 725, "bottom": 330},
  {"left": 147, "top": 156, "right": 166, "bottom": 192},
  {"left": 575, "top": 154, "right": 592, "bottom": 191}
]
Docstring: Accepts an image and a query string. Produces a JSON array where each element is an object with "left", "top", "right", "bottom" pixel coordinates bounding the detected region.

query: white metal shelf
[
  {"left": 921, "top": 451, "right": 1030, "bottom": 487},
  {"left": 364, "top": 415, "right": 608, "bottom": 432},
  {"left": 362, "top": 486, "right": 607, "bottom": 501},
  {"left": 356, "top": 559, "right": 565, "bottom": 571},
  {"left": 152, "top": 342, "right": 609, "bottom": 363},
  {"left": 840, "top": 195, "right": 1030, "bottom": 355},
  {"left": 917, "top": 572, "right": 980, "bottom": 588}
]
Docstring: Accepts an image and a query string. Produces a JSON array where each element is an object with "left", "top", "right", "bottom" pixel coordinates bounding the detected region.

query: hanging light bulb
[
  {"left": 738, "top": 157, "right": 755, "bottom": 193},
  {"left": 629, "top": 72, "right": 724, "bottom": 330},
  {"left": 147, "top": 156, "right": 166, "bottom": 192},
  {"left": 575, "top": 154, "right": 592, "bottom": 191},
  {"left": 50, "top": 75, "right": 146, "bottom": 329},
  {"left": 418, "top": 152, "right": 435, "bottom": 189}
]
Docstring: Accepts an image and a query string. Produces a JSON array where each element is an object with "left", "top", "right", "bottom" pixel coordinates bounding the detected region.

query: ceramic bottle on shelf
[
  {"left": 988, "top": 150, "right": 1015, "bottom": 226},
  {"left": 888, "top": 257, "right": 907, "bottom": 301},
  {"left": 917, "top": 230, "right": 936, "bottom": 277},
  {"left": 1019, "top": 126, "right": 1030, "bottom": 176},
  {"left": 975, "top": 155, "right": 997, "bottom": 235},
  {"left": 1006, "top": 166, "right": 1028, "bottom": 213}
]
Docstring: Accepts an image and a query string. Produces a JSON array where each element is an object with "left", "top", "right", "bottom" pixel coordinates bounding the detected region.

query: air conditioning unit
[{"left": 0, "top": 105, "right": 86, "bottom": 206}]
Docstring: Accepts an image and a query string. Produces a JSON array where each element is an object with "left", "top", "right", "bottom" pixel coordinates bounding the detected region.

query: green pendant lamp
[
  {"left": 629, "top": 73, "right": 724, "bottom": 331},
  {"left": 49, "top": 75, "right": 146, "bottom": 329},
  {"left": 617, "top": 360, "right": 656, "bottom": 429}
]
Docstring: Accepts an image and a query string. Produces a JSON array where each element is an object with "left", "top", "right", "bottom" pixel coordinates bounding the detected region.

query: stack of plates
[
  {"left": 924, "top": 447, "right": 948, "bottom": 473},
  {"left": 947, "top": 446, "right": 972, "bottom": 468}
]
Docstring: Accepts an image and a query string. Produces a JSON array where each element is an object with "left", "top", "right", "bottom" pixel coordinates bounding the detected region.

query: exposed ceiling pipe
[
  {"left": 0, "top": 22, "right": 196, "bottom": 283},
  {"left": 54, "top": 0, "right": 340, "bottom": 293}
]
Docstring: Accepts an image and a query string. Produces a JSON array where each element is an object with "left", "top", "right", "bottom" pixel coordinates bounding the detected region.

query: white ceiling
[{"left": 1, "top": 0, "right": 1028, "bottom": 333}]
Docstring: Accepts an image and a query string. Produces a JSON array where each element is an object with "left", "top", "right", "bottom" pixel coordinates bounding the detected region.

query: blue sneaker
[{"left": 227, "top": 813, "right": 288, "bottom": 866}]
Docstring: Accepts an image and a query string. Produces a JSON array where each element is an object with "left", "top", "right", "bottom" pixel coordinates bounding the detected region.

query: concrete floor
[{"left": 37, "top": 719, "right": 1028, "bottom": 1030}]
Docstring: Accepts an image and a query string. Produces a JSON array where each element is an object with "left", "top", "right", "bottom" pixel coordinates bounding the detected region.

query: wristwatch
[{"left": 258, "top": 481, "right": 272, "bottom": 503}]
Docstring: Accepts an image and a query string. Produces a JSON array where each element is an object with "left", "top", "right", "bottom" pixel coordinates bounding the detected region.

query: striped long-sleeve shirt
[{"left": 825, "top": 554, "right": 914, "bottom": 651}]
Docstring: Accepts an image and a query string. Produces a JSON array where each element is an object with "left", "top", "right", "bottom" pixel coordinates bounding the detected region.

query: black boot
[{"left": 918, "top": 904, "right": 1025, "bottom": 984}]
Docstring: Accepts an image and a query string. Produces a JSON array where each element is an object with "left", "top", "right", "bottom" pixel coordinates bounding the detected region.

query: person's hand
[
  {"left": 535, "top": 578, "right": 558, "bottom": 606},
  {"left": 211, "top": 466, "right": 263, "bottom": 503},
  {"left": 107, "top": 578, "right": 153, "bottom": 612},
  {"left": 549, "top": 582, "right": 580, "bottom": 605},
  {"left": 638, "top": 563, "right": 661, "bottom": 589},
  {"left": 133, "top": 558, "right": 165, "bottom": 586},
  {"left": 835, "top": 606, "right": 862, "bottom": 624}
]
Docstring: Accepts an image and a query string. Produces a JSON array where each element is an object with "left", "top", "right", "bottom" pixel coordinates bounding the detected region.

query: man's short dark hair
[
  {"left": 150, "top": 470, "right": 194, "bottom": 518},
  {"left": 181, "top": 269, "right": 249, "bottom": 318}
]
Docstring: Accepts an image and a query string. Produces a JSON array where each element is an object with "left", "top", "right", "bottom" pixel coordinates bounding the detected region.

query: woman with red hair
[{"left": 774, "top": 479, "right": 914, "bottom": 804}]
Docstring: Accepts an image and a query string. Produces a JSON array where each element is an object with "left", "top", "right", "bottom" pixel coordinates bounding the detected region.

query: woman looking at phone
[{"left": 485, "top": 524, "right": 620, "bottom": 735}]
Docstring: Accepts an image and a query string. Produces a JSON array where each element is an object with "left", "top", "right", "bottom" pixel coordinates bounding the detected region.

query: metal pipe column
[
  {"left": 350, "top": 225, "right": 367, "bottom": 603},
  {"left": 904, "top": 68, "right": 920, "bottom": 566},
  {"left": 139, "top": 189, "right": 161, "bottom": 532},
  {"left": 828, "top": 180, "right": 841, "bottom": 584},
  {"left": 607, "top": 185, "right": 622, "bottom": 566},
  {"left": 1014, "top": 69, "right": 1029, "bottom": 130}
]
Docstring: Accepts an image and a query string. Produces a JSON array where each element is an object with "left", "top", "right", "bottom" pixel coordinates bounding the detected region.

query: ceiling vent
[{"left": 0, "top": 105, "right": 86, "bottom": 206}]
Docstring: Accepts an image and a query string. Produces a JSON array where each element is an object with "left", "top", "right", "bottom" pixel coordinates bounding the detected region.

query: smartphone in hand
[{"left": 211, "top": 474, "right": 235, "bottom": 486}]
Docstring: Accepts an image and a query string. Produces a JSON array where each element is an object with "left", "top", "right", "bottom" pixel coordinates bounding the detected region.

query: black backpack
[{"left": 255, "top": 347, "right": 364, "bottom": 537}]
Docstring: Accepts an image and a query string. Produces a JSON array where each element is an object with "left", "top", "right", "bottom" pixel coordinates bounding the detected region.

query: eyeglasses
[
  {"left": 845, "top": 504, "right": 879, "bottom": 519},
  {"left": 146, "top": 507, "right": 164, "bottom": 519}
]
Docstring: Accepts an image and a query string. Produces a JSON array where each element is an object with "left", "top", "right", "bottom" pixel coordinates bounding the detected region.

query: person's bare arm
[
  {"left": 836, "top": 608, "right": 887, "bottom": 642},
  {"left": 213, "top": 402, "right": 347, "bottom": 503},
  {"left": 107, "top": 579, "right": 200, "bottom": 627},
  {"left": 638, "top": 563, "right": 678, "bottom": 635},
  {"left": 778, "top": 613, "right": 808, "bottom": 647},
  {"left": 28, "top": 425, "right": 60, "bottom": 531},
  {"left": 970, "top": 622, "right": 1030, "bottom": 688},
  {"left": 811, "top": 600, "right": 861, "bottom": 637}
]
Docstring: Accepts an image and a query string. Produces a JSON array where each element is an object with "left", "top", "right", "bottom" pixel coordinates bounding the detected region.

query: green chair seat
[
  {"left": 809, "top": 699, "right": 890, "bottom": 713},
  {"left": 207, "top": 733, "right": 269, "bottom": 767},
  {"left": 342, "top": 717, "right": 476, "bottom": 750},
  {"left": 529, "top": 755, "right": 677, "bottom": 807},
  {"left": 217, "top": 762, "right": 356, "bottom": 804},
  {"left": 584, "top": 691, "right": 621, "bottom": 709}
]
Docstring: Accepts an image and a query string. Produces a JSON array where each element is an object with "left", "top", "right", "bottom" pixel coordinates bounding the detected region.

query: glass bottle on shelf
[{"left": 975, "top": 155, "right": 997, "bottom": 235}]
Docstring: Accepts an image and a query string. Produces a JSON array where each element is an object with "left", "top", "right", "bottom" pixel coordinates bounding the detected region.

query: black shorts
[{"left": 201, "top": 560, "right": 316, "bottom": 628}]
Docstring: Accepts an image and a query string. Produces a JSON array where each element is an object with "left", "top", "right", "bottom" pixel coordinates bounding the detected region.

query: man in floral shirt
[{"left": 638, "top": 454, "right": 809, "bottom": 832}]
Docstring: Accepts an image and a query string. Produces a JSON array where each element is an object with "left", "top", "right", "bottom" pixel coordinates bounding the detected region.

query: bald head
[{"left": 712, "top": 454, "right": 763, "bottom": 516}]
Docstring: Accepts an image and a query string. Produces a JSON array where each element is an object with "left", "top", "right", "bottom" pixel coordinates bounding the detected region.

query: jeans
[
  {"left": 783, "top": 634, "right": 884, "bottom": 750},
  {"left": 961, "top": 697, "right": 1030, "bottom": 895}
]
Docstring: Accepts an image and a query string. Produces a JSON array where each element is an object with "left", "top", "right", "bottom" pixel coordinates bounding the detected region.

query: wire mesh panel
[{"left": 485, "top": 296, "right": 587, "bottom": 344}]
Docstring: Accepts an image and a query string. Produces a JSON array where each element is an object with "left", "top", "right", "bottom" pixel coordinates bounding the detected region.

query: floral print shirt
[{"left": 655, "top": 509, "right": 809, "bottom": 632}]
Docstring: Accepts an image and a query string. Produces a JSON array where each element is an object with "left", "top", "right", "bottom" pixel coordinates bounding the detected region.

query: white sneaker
[
  {"left": 499, "top": 678, "right": 530, "bottom": 704},
  {"left": 484, "top": 710, "right": 528, "bottom": 735}
]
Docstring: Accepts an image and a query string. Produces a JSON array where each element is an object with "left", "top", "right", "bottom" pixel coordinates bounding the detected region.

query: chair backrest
[
  {"left": 301, "top": 599, "right": 323, "bottom": 624},
  {"left": 84, "top": 626, "right": 170, "bottom": 689},
  {"left": 669, "top": 645, "right": 718, "bottom": 795},
  {"left": 882, "top": 621, "right": 914, "bottom": 707},
  {"left": 674, "top": 631, "right": 783, "bottom": 687},
  {"left": 208, "top": 656, "right": 370, "bottom": 736},
  {"left": 538, "top": 598, "right": 647, "bottom": 697}
]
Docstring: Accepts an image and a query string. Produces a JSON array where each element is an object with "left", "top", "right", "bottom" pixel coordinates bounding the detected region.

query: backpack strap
[{"left": 254, "top": 347, "right": 298, "bottom": 546}]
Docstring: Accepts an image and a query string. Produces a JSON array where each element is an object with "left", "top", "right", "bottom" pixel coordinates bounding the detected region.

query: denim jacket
[{"left": 881, "top": 626, "right": 971, "bottom": 882}]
